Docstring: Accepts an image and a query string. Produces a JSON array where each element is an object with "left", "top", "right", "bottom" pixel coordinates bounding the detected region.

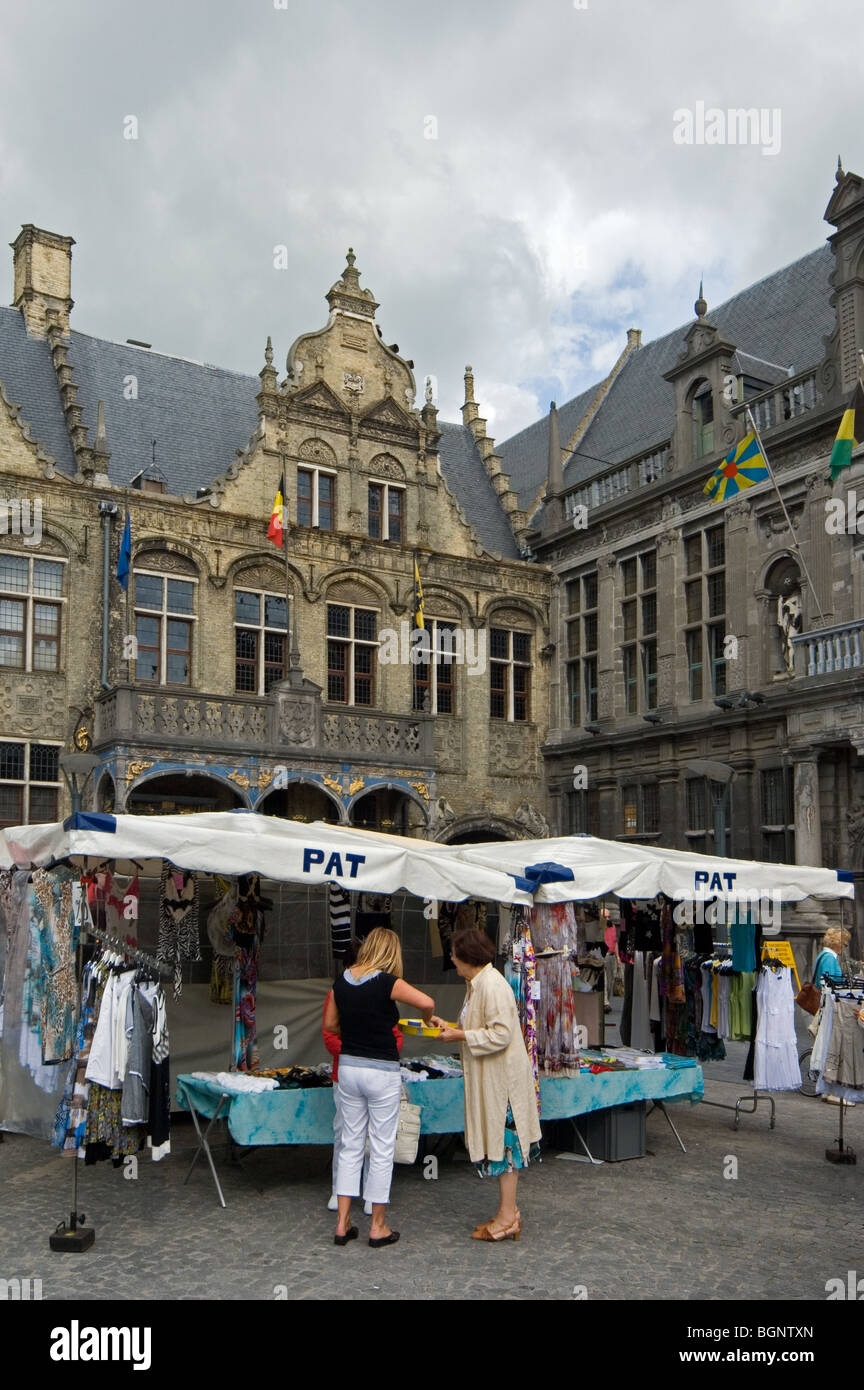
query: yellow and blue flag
[{"left": 703, "top": 431, "right": 768, "bottom": 503}]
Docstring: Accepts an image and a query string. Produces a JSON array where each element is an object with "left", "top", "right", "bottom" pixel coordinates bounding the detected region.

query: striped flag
[
  {"left": 413, "top": 558, "right": 425, "bottom": 630},
  {"left": 829, "top": 382, "right": 864, "bottom": 480},
  {"left": 703, "top": 431, "right": 768, "bottom": 503},
  {"left": 267, "top": 473, "right": 285, "bottom": 548}
]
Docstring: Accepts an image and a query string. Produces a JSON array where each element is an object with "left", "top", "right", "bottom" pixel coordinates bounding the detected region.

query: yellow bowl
[{"left": 398, "top": 1018, "right": 456, "bottom": 1037}]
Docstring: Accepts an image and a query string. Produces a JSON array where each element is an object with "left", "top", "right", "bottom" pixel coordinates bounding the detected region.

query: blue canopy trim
[
  {"left": 62, "top": 812, "right": 117, "bottom": 833},
  {"left": 837, "top": 870, "right": 855, "bottom": 883}
]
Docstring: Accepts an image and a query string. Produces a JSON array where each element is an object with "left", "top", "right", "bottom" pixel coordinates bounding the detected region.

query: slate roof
[
  {"left": 0, "top": 308, "right": 520, "bottom": 557},
  {"left": 498, "top": 243, "right": 836, "bottom": 515},
  {"left": 436, "top": 422, "right": 521, "bottom": 558}
]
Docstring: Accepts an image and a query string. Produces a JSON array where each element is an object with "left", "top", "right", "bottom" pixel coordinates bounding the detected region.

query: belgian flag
[
  {"left": 829, "top": 383, "right": 864, "bottom": 480},
  {"left": 267, "top": 472, "right": 285, "bottom": 548}
]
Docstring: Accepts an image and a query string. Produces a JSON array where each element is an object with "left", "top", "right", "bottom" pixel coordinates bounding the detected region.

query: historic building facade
[
  {"left": 0, "top": 234, "right": 551, "bottom": 842},
  {"left": 496, "top": 163, "right": 864, "bottom": 952}
]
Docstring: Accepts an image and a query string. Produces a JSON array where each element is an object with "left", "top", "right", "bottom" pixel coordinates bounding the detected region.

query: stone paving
[{"left": 0, "top": 1072, "right": 860, "bottom": 1302}]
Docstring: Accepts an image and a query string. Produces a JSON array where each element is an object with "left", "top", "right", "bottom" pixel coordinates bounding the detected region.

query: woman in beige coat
[{"left": 433, "top": 926, "right": 541, "bottom": 1242}]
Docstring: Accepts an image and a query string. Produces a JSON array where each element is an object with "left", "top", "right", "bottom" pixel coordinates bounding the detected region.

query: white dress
[{"left": 753, "top": 966, "right": 800, "bottom": 1092}]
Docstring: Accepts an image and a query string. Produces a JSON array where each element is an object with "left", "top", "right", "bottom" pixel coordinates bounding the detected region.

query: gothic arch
[
  {"left": 226, "top": 551, "right": 303, "bottom": 593},
  {"left": 132, "top": 537, "right": 209, "bottom": 578},
  {"left": 481, "top": 595, "right": 548, "bottom": 633},
  {"left": 436, "top": 814, "right": 523, "bottom": 844},
  {"left": 256, "top": 776, "right": 345, "bottom": 822},
  {"left": 125, "top": 766, "right": 251, "bottom": 809},
  {"left": 346, "top": 782, "right": 429, "bottom": 828},
  {"left": 295, "top": 437, "right": 338, "bottom": 467},
  {"left": 317, "top": 567, "right": 395, "bottom": 608}
]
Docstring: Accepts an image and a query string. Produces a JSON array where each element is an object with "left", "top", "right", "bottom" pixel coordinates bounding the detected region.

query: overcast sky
[{"left": 0, "top": 0, "right": 860, "bottom": 442}]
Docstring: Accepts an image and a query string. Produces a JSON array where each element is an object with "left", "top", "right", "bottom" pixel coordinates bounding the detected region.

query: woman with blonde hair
[
  {"left": 323, "top": 927, "right": 434, "bottom": 1248},
  {"left": 812, "top": 926, "right": 850, "bottom": 986}
]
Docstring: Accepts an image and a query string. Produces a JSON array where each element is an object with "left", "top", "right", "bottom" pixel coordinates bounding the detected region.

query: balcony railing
[
  {"left": 792, "top": 620, "right": 864, "bottom": 676},
  {"left": 94, "top": 684, "right": 435, "bottom": 767},
  {"left": 731, "top": 369, "right": 822, "bottom": 433}
]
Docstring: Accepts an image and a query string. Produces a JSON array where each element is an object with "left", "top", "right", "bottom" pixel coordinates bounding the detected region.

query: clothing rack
[
  {"left": 50, "top": 919, "right": 170, "bottom": 1252},
  {"left": 821, "top": 979, "right": 862, "bottom": 1166},
  {"left": 699, "top": 956, "right": 794, "bottom": 1132}
]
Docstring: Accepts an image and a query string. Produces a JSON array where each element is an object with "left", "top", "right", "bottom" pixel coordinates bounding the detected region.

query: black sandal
[
  {"left": 334, "top": 1226, "right": 359, "bottom": 1246},
  {"left": 368, "top": 1231, "right": 400, "bottom": 1248}
]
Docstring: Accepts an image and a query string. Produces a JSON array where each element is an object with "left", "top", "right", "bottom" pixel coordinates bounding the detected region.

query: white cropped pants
[{"left": 335, "top": 1064, "right": 402, "bottom": 1205}]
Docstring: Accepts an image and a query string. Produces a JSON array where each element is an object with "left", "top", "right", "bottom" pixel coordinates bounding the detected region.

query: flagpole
[
  {"left": 744, "top": 406, "right": 827, "bottom": 627},
  {"left": 282, "top": 465, "right": 298, "bottom": 680}
]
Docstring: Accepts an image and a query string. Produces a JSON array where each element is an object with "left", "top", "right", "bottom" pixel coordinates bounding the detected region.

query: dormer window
[{"left": 692, "top": 382, "right": 714, "bottom": 459}]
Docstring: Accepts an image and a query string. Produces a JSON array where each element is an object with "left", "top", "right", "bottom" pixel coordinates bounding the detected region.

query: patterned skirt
[{"left": 475, "top": 1106, "right": 541, "bottom": 1179}]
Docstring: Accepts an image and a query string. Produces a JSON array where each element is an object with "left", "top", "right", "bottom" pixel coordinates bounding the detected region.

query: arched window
[
  {"left": 692, "top": 380, "right": 714, "bottom": 459},
  {"left": 133, "top": 552, "right": 198, "bottom": 686}
]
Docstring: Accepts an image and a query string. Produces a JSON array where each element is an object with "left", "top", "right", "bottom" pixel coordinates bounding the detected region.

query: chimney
[{"left": 11, "top": 224, "right": 74, "bottom": 337}]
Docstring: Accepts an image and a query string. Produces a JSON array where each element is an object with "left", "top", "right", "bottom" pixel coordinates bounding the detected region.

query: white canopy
[
  {"left": 446, "top": 833, "right": 855, "bottom": 903},
  {"left": 0, "top": 810, "right": 534, "bottom": 905},
  {"left": 0, "top": 815, "right": 852, "bottom": 905}
]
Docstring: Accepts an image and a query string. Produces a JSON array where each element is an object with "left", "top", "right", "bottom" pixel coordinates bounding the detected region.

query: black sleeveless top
[{"left": 332, "top": 970, "right": 399, "bottom": 1062}]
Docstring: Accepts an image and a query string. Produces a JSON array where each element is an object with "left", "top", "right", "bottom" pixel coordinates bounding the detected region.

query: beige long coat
[{"left": 459, "top": 962, "right": 542, "bottom": 1163}]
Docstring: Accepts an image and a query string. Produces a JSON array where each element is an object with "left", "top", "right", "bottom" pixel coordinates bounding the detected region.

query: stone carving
[
  {"left": 348, "top": 777, "right": 365, "bottom": 794},
  {"left": 279, "top": 698, "right": 316, "bottom": 746},
  {"left": 489, "top": 724, "right": 536, "bottom": 776},
  {"left": 368, "top": 453, "right": 406, "bottom": 481},
  {"left": 298, "top": 437, "right": 337, "bottom": 465},
  {"left": 343, "top": 371, "right": 365, "bottom": 395},
  {"left": 235, "top": 566, "right": 285, "bottom": 591},
  {"left": 125, "top": 759, "right": 153, "bottom": 786},
  {"left": 158, "top": 698, "right": 179, "bottom": 735},
  {"left": 847, "top": 799, "right": 864, "bottom": 852},
  {"left": 135, "top": 549, "right": 197, "bottom": 575},
  {"left": 227, "top": 769, "right": 250, "bottom": 789},
  {"left": 515, "top": 801, "right": 550, "bottom": 838},
  {"left": 430, "top": 796, "right": 456, "bottom": 831},
  {"left": 490, "top": 606, "right": 532, "bottom": 628}
]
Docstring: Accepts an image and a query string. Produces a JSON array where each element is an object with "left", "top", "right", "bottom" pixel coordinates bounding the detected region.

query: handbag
[
  {"left": 393, "top": 1086, "right": 422, "bottom": 1164},
  {"left": 795, "top": 981, "right": 821, "bottom": 1015}
]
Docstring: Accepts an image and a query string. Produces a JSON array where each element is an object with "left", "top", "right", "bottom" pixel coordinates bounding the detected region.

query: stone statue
[
  {"left": 425, "top": 376, "right": 434, "bottom": 405},
  {"left": 777, "top": 588, "right": 802, "bottom": 675},
  {"left": 515, "top": 801, "right": 550, "bottom": 838},
  {"left": 430, "top": 797, "right": 456, "bottom": 831}
]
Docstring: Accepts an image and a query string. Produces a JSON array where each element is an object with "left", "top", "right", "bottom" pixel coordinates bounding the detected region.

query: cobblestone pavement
[{"left": 0, "top": 1076, "right": 861, "bottom": 1302}]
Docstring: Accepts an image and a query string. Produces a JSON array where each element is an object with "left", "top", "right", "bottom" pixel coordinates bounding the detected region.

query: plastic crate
[{"left": 573, "top": 1100, "right": 646, "bottom": 1162}]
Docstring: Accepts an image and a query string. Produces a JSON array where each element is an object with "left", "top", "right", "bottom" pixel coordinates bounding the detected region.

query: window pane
[
  {"left": 567, "top": 663, "right": 580, "bottom": 726},
  {"left": 263, "top": 633, "right": 286, "bottom": 691},
  {"left": 32, "top": 639, "right": 58, "bottom": 672},
  {"left": 583, "top": 613, "right": 598, "bottom": 653},
  {"left": 0, "top": 636, "right": 23, "bottom": 667},
  {"left": 512, "top": 632, "right": 531, "bottom": 663},
  {"left": 567, "top": 622, "right": 581, "bottom": 658},
  {"left": 167, "top": 619, "right": 191, "bottom": 650},
  {"left": 685, "top": 535, "right": 702, "bottom": 576},
  {"left": 0, "top": 599, "right": 24, "bottom": 631},
  {"left": 264, "top": 595, "right": 287, "bottom": 629},
  {"left": 687, "top": 779, "right": 706, "bottom": 830},
  {"left": 166, "top": 579, "right": 194, "bottom": 614},
  {"left": 624, "top": 647, "right": 637, "bottom": 714},
  {"left": 166, "top": 653, "right": 190, "bottom": 684},
  {"left": 623, "top": 792, "right": 638, "bottom": 834},
  {"left": 135, "top": 573, "right": 163, "bottom": 610},
  {"left": 327, "top": 605, "right": 350, "bottom": 637},
  {"left": 0, "top": 784, "right": 23, "bottom": 826},
  {"left": 33, "top": 603, "right": 58, "bottom": 636},
  {"left": 29, "top": 744, "right": 59, "bottom": 782},
  {"left": 707, "top": 527, "right": 725, "bottom": 568},
  {"left": 435, "top": 623, "right": 457, "bottom": 662},
  {"left": 760, "top": 768, "right": 787, "bottom": 824},
  {"left": 686, "top": 581, "right": 702, "bottom": 623},
  {"left": 354, "top": 609, "right": 377, "bottom": 643},
  {"left": 642, "top": 785, "right": 659, "bottom": 833},
  {"left": 0, "top": 554, "right": 28, "bottom": 592},
  {"left": 235, "top": 629, "right": 257, "bottom": 693},
  {"left": 136, "top": 615, "right": 159, "bottom": 646},
  {"left": 641, "top": 551, "right": 656, "bottom": 590},
  {"left": 327, "top": 641, "right": 346, "bottom": 672},
  {"left": 490, "top": 663, "right": 507, "bottom": 718},
  {"left": 490, "top": 629, "right": 508, "bottom": 660},
  {"left": 235, "top": 590, "right": 260, "bottom": 624},
  {"left": 0, "top": 742, "right": 25, "bottom": 779},
  {"left": 585, "top": 657, "right": 598, "bottom": 722},
  {"left": 354, "top": 645, "right": 373, "bottom": 675},
  {"left": 33, "top": 560, "right": 63, "bottom": 596},
  {"left": 622, "top": 601, "right": 637, "bottom": 643},
  {"left": 368, "top": 483, "right": 382, "bottom": 540},
  {"left": 583, "top": 573, "right": 598, "bottom": 610},
  {"left": 707, "top": 571, "right": 725, "bottom": 618},
  {"left": 388, "top": 488, "right": 403, "bottom": 543},
  {"left": 641, "top": 594, "right": 656, "bottom": 635},
  {"left": 621, "top": 558, "right": 637, "bottom": 596},
  {"left": 318, "top": 474, "right": 334, "bottom": 531},
  {"left": 29, "top": 786, "right": 58, "bottom": 821},
  {"left": 566, "top": 580, "right": 580, "bottom": 615},
  {"left": 297, "top": 470, "right": 313, "bottom": 527}
]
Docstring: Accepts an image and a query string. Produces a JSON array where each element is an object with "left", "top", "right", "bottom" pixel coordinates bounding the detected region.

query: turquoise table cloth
[{"left": 175, "top": 1057, "right": 703, "bottom": 1147}]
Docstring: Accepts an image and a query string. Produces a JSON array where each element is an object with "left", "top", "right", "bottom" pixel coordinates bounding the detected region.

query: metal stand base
[
  {"left": 646, "top": 1099, "right": 687, "bottom": 1152},
  {"left": 701, "top": 1090, "right": 776, "bottom": 1130},
  {"left": 826, "top": 1100, "right": 857, "bottom": 1164},
  {"left": 179, "top": 1082, "right": 230, "bottom": 1208},
  {"left": 50, "top": 1224, "right": 95, "bottom": 1252}
]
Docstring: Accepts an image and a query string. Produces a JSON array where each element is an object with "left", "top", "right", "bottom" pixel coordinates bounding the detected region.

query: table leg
[
  {"left": 556, "top": 1117, "right": 604, "bottom": 1165},
  {"left": 179, "top": 1083, "right": 229, "bottom": 1209},
  {"left": 648, "top": 1100, "right": 686, "bottom": 1153}
]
